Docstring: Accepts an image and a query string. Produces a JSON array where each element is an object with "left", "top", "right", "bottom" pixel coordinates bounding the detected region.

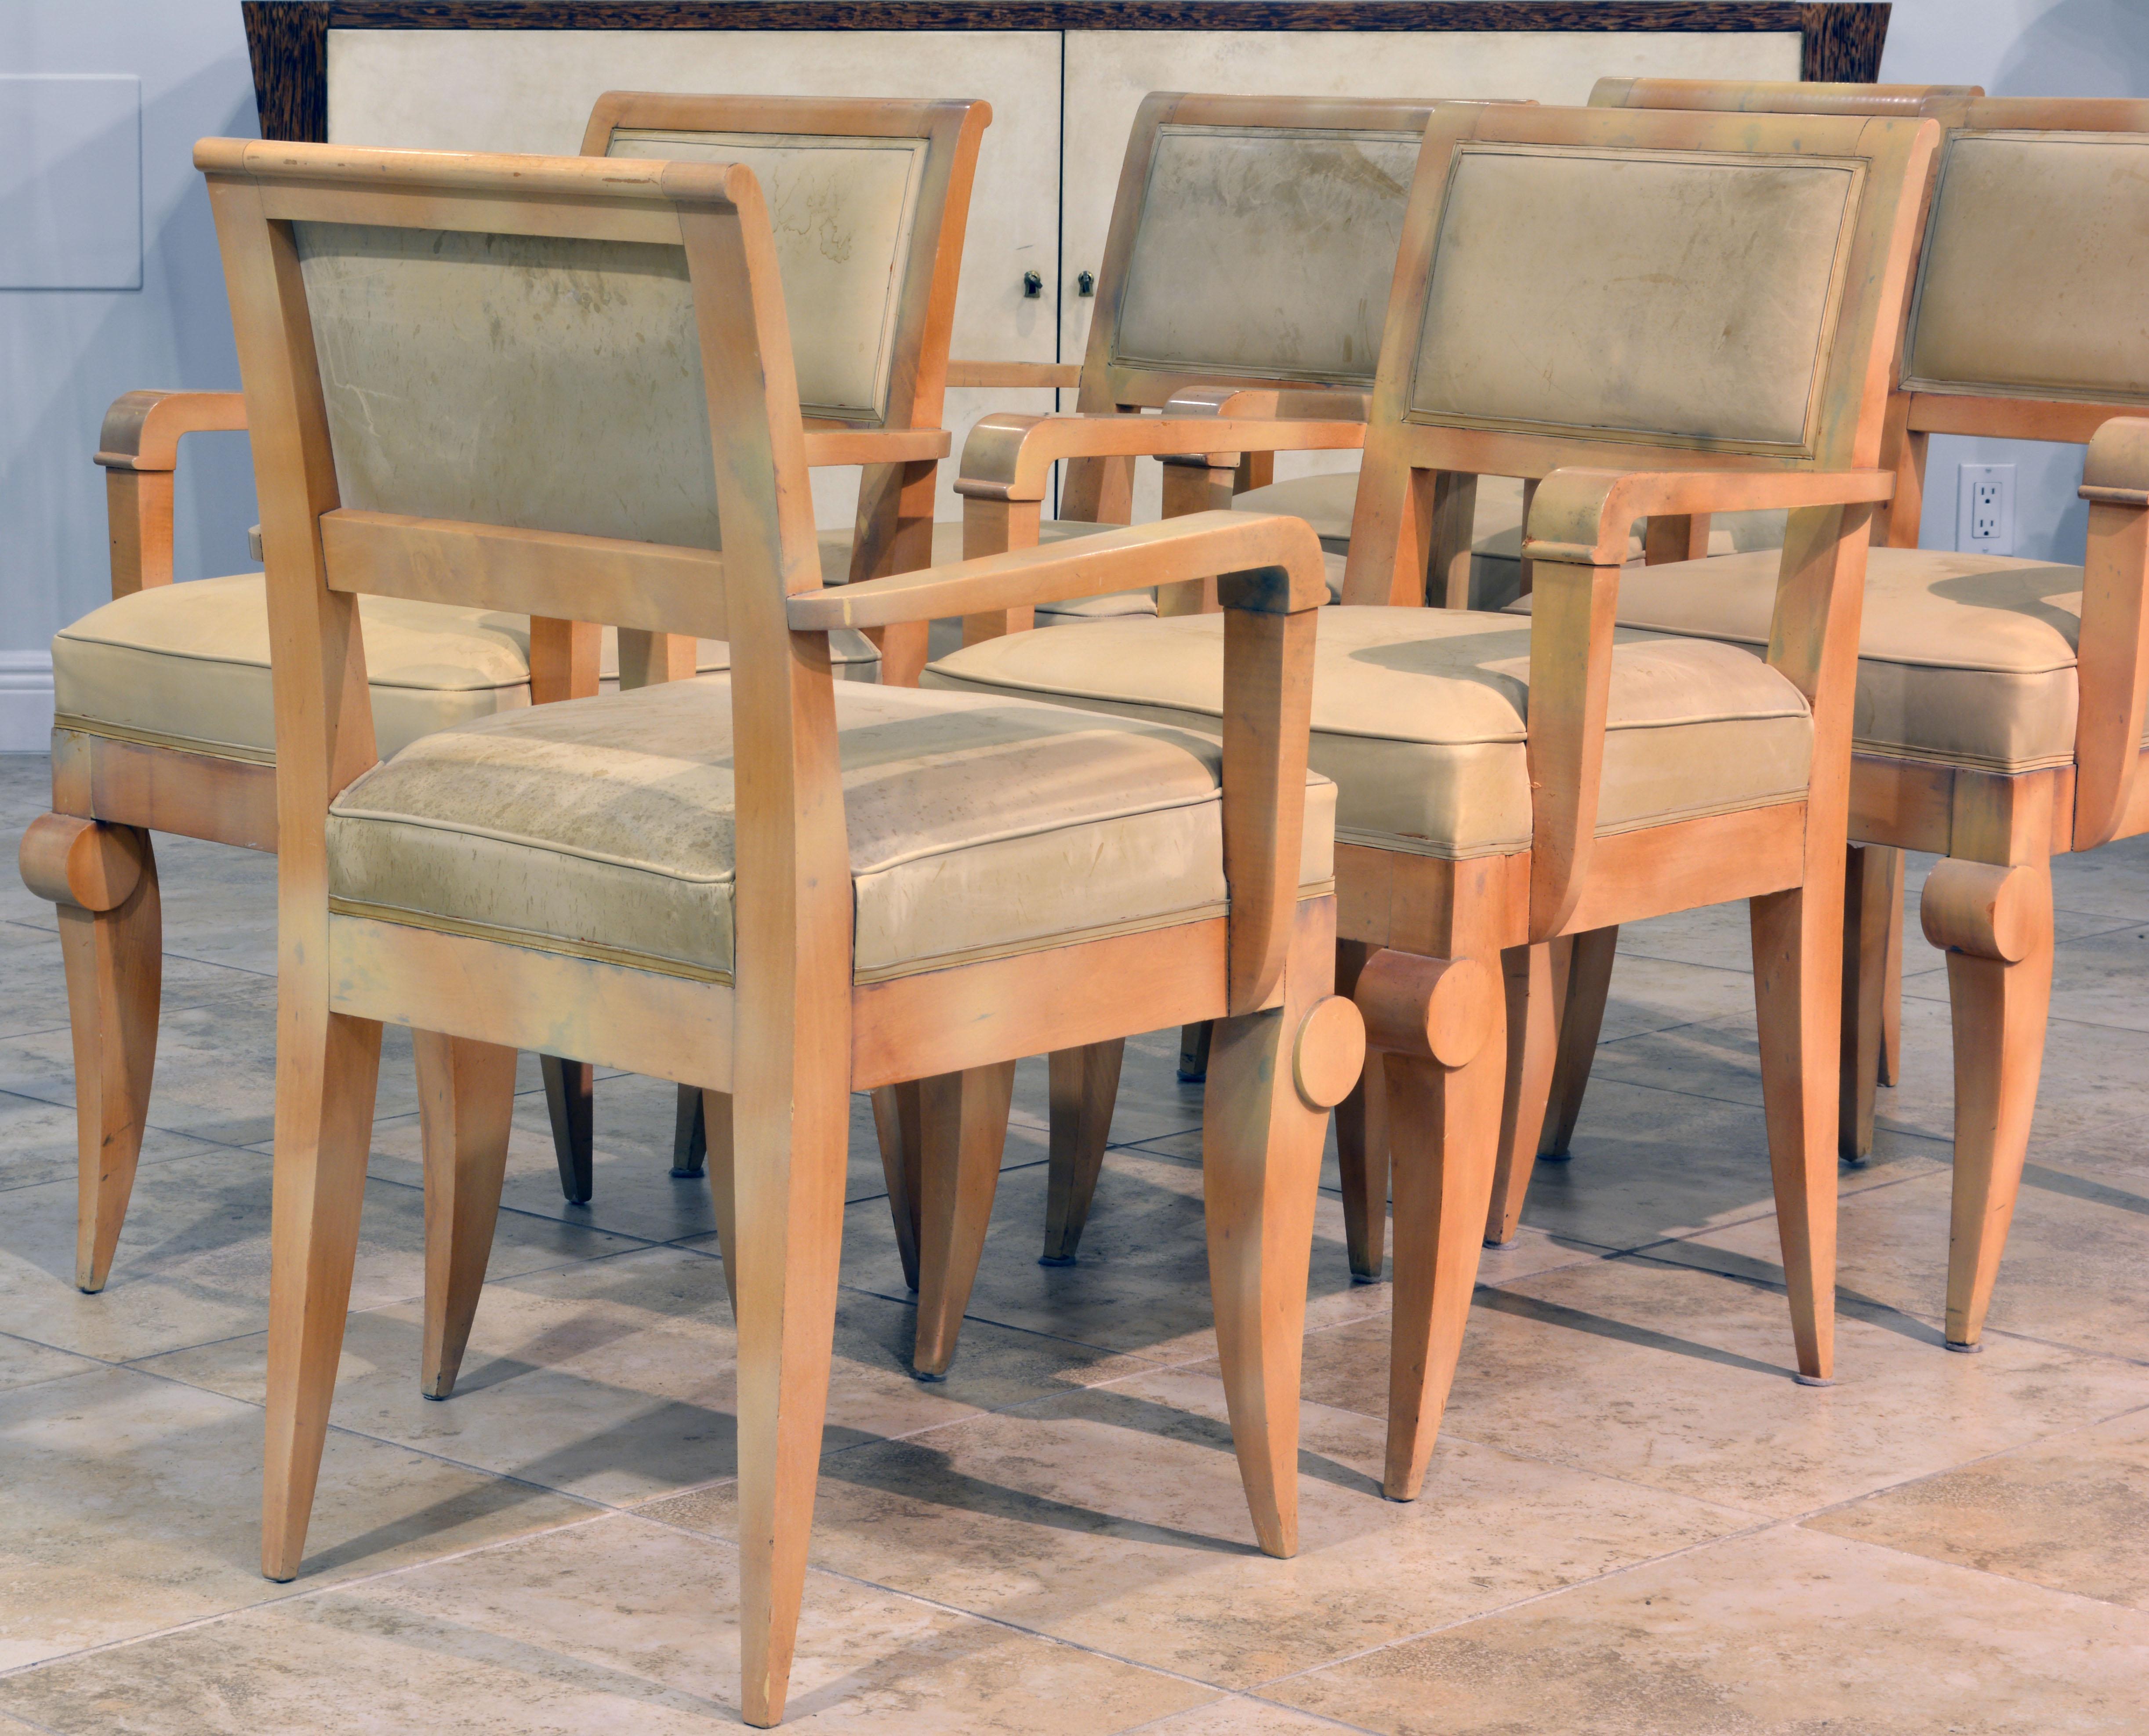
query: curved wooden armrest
[
  {"left": 957, "top": 412, "right": 1366, "bottom": 503},
  {"left": 95, "top": 389, "right": 249, "bottom": 596},
  {"left": 945, "top": 359, "right": 1084, "bottom": 390},
  {"left": 788, "top": 508, "right": 1326, "bottom": 630},
  {"left": 1522, "top": 466, "right": 1894, "bottom": 568},
  {"left": 1164, "top": 385, "right": 1372, "bottom": 424},
  {"left": 800, "top": 425, "right": 950, "bottom": 467},
  {"left": 2074, "top": 418, "right": 2149, "bottom": 849},
  {"left": 94, "top": 389, "right": 247, "bottom": 472}
]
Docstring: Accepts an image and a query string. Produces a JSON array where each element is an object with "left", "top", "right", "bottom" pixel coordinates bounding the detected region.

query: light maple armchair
[
  {"left": 195, "top": 135, "right": 1354, "bottom": 1726},
  {"left": 17, "top": 93, "right": 986, "bottom": 1295},
  {"left": 921, "top": 99, "right": 1939, "bottom": 1493},
  {"left": 1524, "top": 82, "right": 2149, "bottom": 1351}
]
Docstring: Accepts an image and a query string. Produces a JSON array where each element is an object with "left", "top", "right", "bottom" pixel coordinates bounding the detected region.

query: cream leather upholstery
[
  {"left": 51, "top": 563, "right": 877, "bottom": 765},
  {"left": 924, "top": 607, "right": 1811, "bottom": 860},
  {"left": 326, "top": 677, "right": 1337, "bottom": 984},
  {"left": 1229, "top": 471, "right": 1785, "bottom": 607},
  {"left": 1412, "top": 147, "right": 1856, "bottom": 451},
  {"left": 607, "top": 128, "right": 925, "bottom": 422},
  {"left": 1111, "top": 123, "right": 1422, "bottom": 386},
  {"left": 1906, "top": 133, "right": 2149, "bottom": 401},
  {"left": 1519, "top": 545, "right": 2125, "bottom": 774}
]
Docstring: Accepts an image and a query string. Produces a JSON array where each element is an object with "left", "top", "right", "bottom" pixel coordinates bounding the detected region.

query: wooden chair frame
[
  {"left": 18, "top": 91, "right": 987, "bottom": 1293},
  {"left": 180, "top": 135, "right": 1351, "bottom": 1728},
  {"left": 1524, "top": 81, "right": 2149, "bottom": 1351}
]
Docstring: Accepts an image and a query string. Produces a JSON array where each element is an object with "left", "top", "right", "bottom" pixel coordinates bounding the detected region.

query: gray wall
[{"left": 0, "top": 0, "right": 2144, "bottom": 745}]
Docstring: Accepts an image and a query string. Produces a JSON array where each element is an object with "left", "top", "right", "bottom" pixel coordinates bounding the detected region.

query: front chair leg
[
  {"left": 262, "top": 1008, "right": 384, "bottom": 1581},
  {"left": 1204, "top": 900, "right": 1354, "bottom": 1557},
  {"left": 20, "top": 816, "right": 161, "bottom": 1294},
  {"left": 1749, "top": 883, "right": 1842, "bottom": 1384},
  {"left": 1922, "top": 858, "right": 2055, "bottom": 1350},
  {"left": 1041, "top": 1040, "right": 1123, "bottom": 1265},
  {"left": 1539, "top": 925, "right": 1616, "bottom": 1160},
  {"left": 415, "top": 1031, "right": 517, "bottom": 1399},
  {"left": 1367, "top": 951, "right": 1506, "bottom": 1502},
  {"left": 1333, "top": 940, "right": 1390, "bottom": 1282},
  {"left": 540, "top": 1055, "right": 593, "bottom": 1204},
  {"left": 1484, "top": 939, "right": 1571, "bottom": 1248},
  {"left": 910, "top": 1062, "right": 1017, "bottom": 1379},
  {"left": 1839, "top": 844, "right": 1903, "bottom": 1162}
]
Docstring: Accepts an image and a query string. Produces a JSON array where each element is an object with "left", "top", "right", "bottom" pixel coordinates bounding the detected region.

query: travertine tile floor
[{"left": 2, "top": 748, "right": 2146, "bottom": 1733}]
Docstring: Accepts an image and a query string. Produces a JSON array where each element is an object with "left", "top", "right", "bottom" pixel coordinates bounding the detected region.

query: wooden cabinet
[{"left": 248, "top": 2, "right": 1883, "bottom": 526}]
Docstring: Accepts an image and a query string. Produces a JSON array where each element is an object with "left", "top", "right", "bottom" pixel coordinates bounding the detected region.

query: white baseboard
[{"left": 0, "top": 649, "right": 54, "bottom": 753}]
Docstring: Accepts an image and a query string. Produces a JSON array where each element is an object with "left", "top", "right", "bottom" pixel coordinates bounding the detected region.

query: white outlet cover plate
[{"left": 1958, "top": 461, "right": 2016, "bottom": 557}]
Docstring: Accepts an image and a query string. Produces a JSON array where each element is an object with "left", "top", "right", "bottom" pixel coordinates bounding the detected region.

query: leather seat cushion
[
  {"left": 326, "top": 676, "right": 1336, "bottom": 984},
  {"left": 51, "top": 559, "right": 879, "bottom": 763},
  {"left": 924, "top": 606, "right": 1811, "bottom": 860},
  {"left": 1521, "top": 545, "right": 2107, "bottom": 773}
]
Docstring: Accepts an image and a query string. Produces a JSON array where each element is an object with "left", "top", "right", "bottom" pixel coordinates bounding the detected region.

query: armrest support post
[
  {"left": 93, "top": 389, "right": 248, "bottom": 597},
  {"left": 2075, "top": 418, "right": 2149, "bottom": 850}
]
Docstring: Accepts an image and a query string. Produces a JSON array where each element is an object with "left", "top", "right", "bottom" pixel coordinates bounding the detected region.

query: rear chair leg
[
  {"left": 1177, "top": 1021, "right": 1212, "bottom": 1082},
  {"left": 910, "top": 1062, "right": 1017, "bottom": 1379},
  {"left": 262, "top": 1009, "right": 384, "bottom": 1581},
  {"left": 1484, "top": 939, "right": 1570, "bottom": 1247},
  {"left": 702, "top": 1090, "right": 739, "bottom": 1315},
  {"left": 1749, "top": 882, "right": 1843, "bottom": 1384},
  {"left": 1041, "top": 1040, "right": 1122, "bottom": 1265},
  {"left": 1921, "top": 857, "right": 2054, "bottom": 1350},
  {"left": 1539, "top": 925, "right": 1616, "bottom": 1161},
  {"left": 1839, "top": 844, "right": 1902, "bottom": 1162},
  {"left": 541, "top": 1055, "right": 593, "bottom": 1204},
  {"left": 672, "top": 1082, "right": 708, "bottom": 1177},
  {"left": 416, "top": 1032, "right": 517, "bottom": 1399},
  {"left": 870, "top": 1081, "right": 923, "bottom": 1292},
  {"left": 1333, "top": 941, "right": 1389, "bottom": 1282},
  {"left": 19, "top": 817, "right": 162, "bottom": 1294},
  {"left": 1204, "top": 899, "right": 1354, "bottom": 1556},
  {"left": 1356, "top": 948, "right": 1506, "bottom": 1501}
]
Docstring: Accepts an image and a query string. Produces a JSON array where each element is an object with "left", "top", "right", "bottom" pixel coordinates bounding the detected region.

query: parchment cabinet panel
[{"left": 326, "top": 28, "right": 1061, "bottom": 531}]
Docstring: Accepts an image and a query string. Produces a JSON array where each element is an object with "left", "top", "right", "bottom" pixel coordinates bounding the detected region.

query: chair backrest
[
  {"left": 203, "top": 143, "right": 837, "bottom": 892},
  {"left": 1343, "top": 100, "right": 1938, "bottom": 609}
]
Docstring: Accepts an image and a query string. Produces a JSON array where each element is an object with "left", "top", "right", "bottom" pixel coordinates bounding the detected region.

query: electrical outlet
[{"left": 1957, "top": 462, "right": 2015, "bottom": 555}]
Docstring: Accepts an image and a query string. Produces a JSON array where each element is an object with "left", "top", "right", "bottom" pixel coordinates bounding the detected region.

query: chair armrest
[
  {"left": 945, "top": 360, "right": 1083, "bottom": 390},
  {"left": 1164, "top": 385, "right": 1372, "bottom": 424},
  {"left": 1522, "top": 465, "right": 1893, "bottom": 938},
  {"left": 958, "top": 412, "right": 1367, "bottom": 504},
  {"left": 2075, "top": 418, "right": 2149, "bottom": 850},
  {"left": 788, "top": 508, "right": 1325, "bottom": 631},
  {"left": 800, "top": 425, "right": 950, "bottom": 467},
  {"left": 793, "top": 508, "right": 1324, "bottom": 1016},
  {"left": 1521, "top": 466, "right": 1895, "bottom": 568},
  {"left": 93, "top": 389, "right": 249, "bottom": 596}
]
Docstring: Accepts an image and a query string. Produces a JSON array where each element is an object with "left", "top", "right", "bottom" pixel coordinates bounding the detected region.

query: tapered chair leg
[
  {"left": 1749, "top": 883, "right": 1842, "bottom": 1384},
  {"left": 910, "top": 1062, "right": 1017, "bottom": 1378},
  {"left": 541, "top": 1055, "right": 594, "bottom": 1204},
  {"left": 416, "top": 1032, "right": 518, "bottom": 1400},
  {"left": 1485, "top": 939, "right": 1569, "bottom": 1247},
  {"left": 1879, "top": 867, "right": 1905, "bottom": 1088},
  {"left": 702, "top": 1089, "right": 738, "bottom": 1315},
  {"left": 261, "top": 1009, "right": 384, "bottom": 1582},
  {"left": 1839, "top": 844, "right": 1902, "bottom": 1162},
  {"left": 20, "top": 814, "right": 163, "bottom": 1295},
  {"left": 1201, "top": 901, "right": 1347, "bottom": 1558},
  {"left": 1333, "top": 940, "right": 1390, "bottom": 1282},
  {"left": 1041, "top": 1040, "right": 1123, "bottom": 1265},
  {"left": 1381, "top": 1024, "right": 1506, "bottom": 1498},
  {"left": 870, "top": 1081, "right": 923, "bottom": 1292},
  {"left": 1922, "top": 857, "right": 2055, "bottom": 1350},
  {"left": 1539, "top": 925, "right": 1616, "bottom": 1160},
  {"left": 673, "top": 1082, "right": 708, "bottom": 1177}
]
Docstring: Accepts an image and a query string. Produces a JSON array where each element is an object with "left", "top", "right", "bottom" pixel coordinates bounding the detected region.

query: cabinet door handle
[
  {"left": 1077, "top": 270, "right": 1096, "bottom": 297},
  {"left": 1022, "top": 270, "right": 1043, "bottom": 299}
]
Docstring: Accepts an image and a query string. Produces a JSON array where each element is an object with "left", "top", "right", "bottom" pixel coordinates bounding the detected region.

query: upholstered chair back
[
  {"left": 584, "top": 94, "right": 987, "bottom": 438},
  {"left": 1081, "top": 93, "right": 1438, "bottom": 411},
  {"left": 1341, "top": 101, "right": 1938, "bottom": 609}
]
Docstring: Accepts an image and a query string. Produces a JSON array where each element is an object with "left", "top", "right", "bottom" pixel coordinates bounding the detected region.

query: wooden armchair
[
  {"left": 1520, "top": 81, "right": 2149, "bottom": 1351},
  {"left": 17, "top": 93, "right": 986, "bottom": 1292},
  {"left": 921, "top": 99, "right": 1938, "bottom": 1493},
  {"left": 192, "top": 135, "right": 1353, "bottom": 1727}
]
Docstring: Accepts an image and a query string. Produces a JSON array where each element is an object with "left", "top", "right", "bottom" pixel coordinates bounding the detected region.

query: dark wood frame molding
[{"left": 244, "top": 2, "right": 1888, "bottom": 145}]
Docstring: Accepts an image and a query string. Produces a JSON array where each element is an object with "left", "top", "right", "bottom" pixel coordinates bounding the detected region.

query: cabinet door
[
  {"left": 1061, "top": 27, "right": 1802, "bottom": 518},
  {"left": 327, "top": 27, "right": 1064, "bottom": 532}
]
